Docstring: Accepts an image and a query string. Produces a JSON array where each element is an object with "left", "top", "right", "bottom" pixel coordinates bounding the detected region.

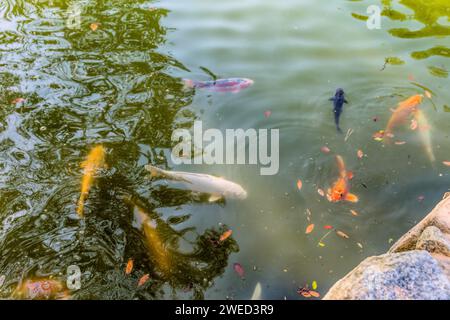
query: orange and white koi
[
  {"left": 384, "top": 94, "right": 423, "bottom": 142},
  {"left": 77, "top": 145, "right": 107, "bottom": 217},
  {"left": 327, "top": 155, "right": 358, "bottom": 203},
  {"left": 12, "top": 278, "right": 70, "bottom": 300}
]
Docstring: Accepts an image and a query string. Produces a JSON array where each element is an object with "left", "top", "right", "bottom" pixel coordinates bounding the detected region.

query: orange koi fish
[
  {"left": 12, "top": 278, "right": 70, "bottom": 300},
  {"left": 327, "top": 155, "right": 358, "bottom": 203},
  {"left": 125, "top": 198, "right": 171, "bottom": 274},
  {"left": 77, "top": 145, "right": 106, "bottom": 217},
  {"left": 384, "top": 94, "right": 423, "bottom": 142}
]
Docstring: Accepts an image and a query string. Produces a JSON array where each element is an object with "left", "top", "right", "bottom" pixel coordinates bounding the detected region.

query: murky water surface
[{"left": 0, "top": 0, "right": 449, "bottom": 299}]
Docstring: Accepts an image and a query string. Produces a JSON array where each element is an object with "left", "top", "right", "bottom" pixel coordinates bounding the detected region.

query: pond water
[{"left": 0, "top": 0, "right": 449, "bottom": 299}]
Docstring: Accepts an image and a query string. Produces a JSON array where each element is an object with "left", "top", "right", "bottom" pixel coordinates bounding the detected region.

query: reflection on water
[{"left": 0, "top": 0, "right": 237, "bottom": 299}]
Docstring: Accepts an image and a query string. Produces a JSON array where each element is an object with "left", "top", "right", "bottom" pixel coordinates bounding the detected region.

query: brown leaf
[
  {"left": 305, "top": 224, "right": 315, "bottom": 234},
  {"left": 350, "top": 209, "right": 359, "bottom": 216},
  {"left": 336, "top": 230, "right": 349, "bottom": 239}
]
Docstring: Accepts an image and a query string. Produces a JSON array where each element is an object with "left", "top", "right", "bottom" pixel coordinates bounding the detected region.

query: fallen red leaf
[
  {"left": 219, "top": 230, "right": 233, "bottom": 242},
  {"left": 321, "top": 146, "right": 330, "bottom": 153},
  {"left": 264, "top": 110, "right": 272, "bottom": 118},
  {"left": 233, "top": 263, "right": 245, "bottom": 278},
  {"left": 138, "top": 274, "right": 150, "bottom": 287},
  {"left": 297, "top": 179, "right": 303, "bottom": 190},
  {"left": 323, "top": 225, "right": 333, "bottom": 230},
  {"left": 305, "top": 224, "right": 315, "bottom": 234}
]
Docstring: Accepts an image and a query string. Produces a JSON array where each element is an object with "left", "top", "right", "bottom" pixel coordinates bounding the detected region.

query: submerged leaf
[
  {"left": 233, "top": 263, "right": 245, "bottom": 278},
  {"left": 297, "top": 179, "right": 303, "bottom": 190},
  {"left": 219, "top": 230, "right": 233, "bottom": 242},
  {"left": 336, "top": 230, "right": 350, "bottom": 239},
  {"left": 138, "top": 274, "right": 150, "bottom": 287}
]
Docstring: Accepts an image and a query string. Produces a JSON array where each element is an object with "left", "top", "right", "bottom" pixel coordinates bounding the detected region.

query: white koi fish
[
  {"left": 145, "top": 165, "right": 247, "bottom": 202},
  {"left": 413, "top": 109, "right": 435, "bottom": 163}
]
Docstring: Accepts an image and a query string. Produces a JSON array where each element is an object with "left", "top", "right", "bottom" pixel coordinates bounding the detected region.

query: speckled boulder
[
  {"left": 323, "top": 250, "right": 450, "bottom": 300},
  {"left": 416, "top": 226, "right": 450, "bottom": 257}
]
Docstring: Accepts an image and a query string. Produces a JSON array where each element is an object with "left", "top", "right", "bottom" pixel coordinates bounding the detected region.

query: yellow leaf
[
  {"left": 318, "top": 242, "right": 325, "bottom": 247},
  {"left": 90, "top": 23, "right": 99, "bottom": 31},
  {"left": 312, "top": 280, "right": 317, "bottom": 290}
]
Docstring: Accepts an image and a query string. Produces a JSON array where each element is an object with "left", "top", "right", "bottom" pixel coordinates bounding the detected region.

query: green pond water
[{"left": 0, "top": 0, "right": 449, "bottom": 299}]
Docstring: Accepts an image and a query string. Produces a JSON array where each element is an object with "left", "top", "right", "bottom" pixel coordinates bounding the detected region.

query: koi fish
[
  {"left": 384, "top": 94, "right": 423, "bottom": 142},
  {"left": 413, "top": 109, "right": 435, "bottom": 163},
  {"left": 145, "top": 164, "right": 247, "bottom": 202},
  {"left": 77, "top": 145, "right": 106, "bottom": 217},
  {"left": 12, "top": 278, "right": 70, "bottom": 300},
  {"left": 183, "top": 78, "right": 254, "bottom": 93},
  {"left": 329, "top": 88, "right": 348, "bottom": 133},
  {"left": 130, "top": 202, "right": 171, "bottom": 274},
  {"left": 327, "top": 155, "right": 358, "bottom": 203},
  {"left": 251, "top": 282, "right": 262, "bottom": 300}
]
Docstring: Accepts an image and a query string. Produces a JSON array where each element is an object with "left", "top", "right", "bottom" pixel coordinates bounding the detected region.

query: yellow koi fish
[
  {"left": 77, "top": 145, "right": 106, "bottom": 217},
  {"left": 125, "top": 197, "right": 171, "bottom": 274}
]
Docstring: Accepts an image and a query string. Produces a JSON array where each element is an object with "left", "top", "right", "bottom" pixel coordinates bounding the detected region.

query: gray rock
[
  {"left": 323, "top": 250, "right": 450, "bottom": 300},
  {"left": 416, "top": 226, "right": 450, "bottom": 257}
]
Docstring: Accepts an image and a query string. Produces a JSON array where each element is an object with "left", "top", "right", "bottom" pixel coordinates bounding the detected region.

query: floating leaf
[
  {"left": 427, "top": 66, "right": 448, "bottom": 78},
  {"left": 444, "top": 105, "right": 450, "bottom": 112},
  {"left": 357, "top": 242, "right": 363, "bottom": 249},
  {"left": 317, "top": 188, "right": 325, "bottom": 197},
  {"left": 336, "top": 230, "right": 349, "bottom": 239},
  {"left": 312, "top": 281, "right": 318, "bottom": 290},
  {"left": 395, "top": 141, "right": 406, "bottom": 145},
  {"left": 323, "top": 225, "right": 333, "bottom": 230},
  {"left": 424, "top": 90, "right": 432, "bottom": 99},
  {"left": 12, "top": 97, "right": 25, "bottom": 104},
  {"left": 297, "top": 179, "right": 303, "bottom": 190},
  {"left": 264, "top": 110, "right": 272, "bottom": 118},
  {"left": 385, "top": 57, "right": 405, "bottom": 66},
  {"left": 233, "top": 263, "right": 245, "bottom": 278},
  {"left": 350, "top": 209, "right": 359, "bottom": 217},
  {"left": 90, "top": 23, "right": 99, "bottom": 31},
  {"left": 219, "top": 230, "right": 233, "bottom": 242},
  {"left": 125, "top": 258, "right": 133, "bottom": 275},
  {"left": 305, "top": 224, "right": 315, "bottom": 234},
  {"left": 309, "top": 290, "right": 320, "bottom": 298},
  {"left": 443, "top": 161, "right": 450, "bottom": 167},
  {"left": 321, "top": 146, "right": 331, "bottom": 153},
  {"left": 138, "top": 274, "right": 150, "bottom": 287},
  {"left": 357, "top": 150, "right": 364, "bottom": 159},
  {"left": 410, "top": 119, "right": 418, "bottom": 130},
  {"left": 318, "top": 242, "right": 325, "bottom": 247}
]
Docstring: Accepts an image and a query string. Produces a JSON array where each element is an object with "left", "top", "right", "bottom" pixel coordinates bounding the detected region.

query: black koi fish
[{"left": 329, "top": 88, "right": 348, "bottom": 133}]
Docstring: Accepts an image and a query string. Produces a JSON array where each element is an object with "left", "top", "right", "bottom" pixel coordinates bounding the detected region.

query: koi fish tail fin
[
  {"left": 144, "top": 164, "right": 166, "bottom": 179},
  {"left": 76, "top": 196, "right": 85, "bottom": 218},
  {"left": 345, "top": 193, "right": 359, "bottom": 203},
  {"left": 334, "top": 113, "right": 342, "bottom": 133},
  {"left": 182, "top": 79, "right": 195, "bottom": 90}
]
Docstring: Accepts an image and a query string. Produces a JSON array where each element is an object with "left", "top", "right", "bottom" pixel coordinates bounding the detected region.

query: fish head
[
  {"left": 224, "top": 185, "right": 248, "bottom": 200},
  {"left": 335, "top": 88, "right": 345, "bottom": 97},
  {"left": 239, "top": 78, "right": 254, "bottom": 89}
]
